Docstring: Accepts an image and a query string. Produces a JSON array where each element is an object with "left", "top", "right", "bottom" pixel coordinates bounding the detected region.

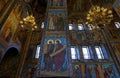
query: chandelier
[
  {"left": 86, "top": 6, "right": 113, "bottom": 29},
  {"left": 19, "top": 15, "right": 37, "bottom": 31}
]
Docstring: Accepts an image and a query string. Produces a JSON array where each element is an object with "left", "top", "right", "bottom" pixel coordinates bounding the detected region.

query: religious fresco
[
  {"left": 72, "top": 64, "right": 120, "bottom": 78},
  {"left": 48, "top": 0, "right": 64, "bottom": 6},
  {"left": 69, "top": 31, "right": 78, "bottom": 44},
  {"left": 102, "top": 64, "right": 120, "bottom": 78},
  {"left": 47, "top": 10, "right": 65, "bottom": 31},
  {"left": 69, "top": 30, "right": 88, "bottom": 44},
  {"left": 77, "top": 31, "right": 87, "bottom": 43},
  {"left": 37, "top": 0, "right": 120, "bottom": 77},
  {"left": 0, "top": 9, "right": 18, "bottom": 43},
  {"left": 88, "top": 29, "right": 101, "bottom": 42},
  {"left": 0, "top": 0, "right": 9, "bottom": 12},
  {"left": 37, "top": 0, "right": 69, "bottom": 77},
  {"left": 39, "top": 37, "right": 68, "bottom": 76},
  {"left": 69, "top": 24, "right": 102, "bottom": 44},
  {"left": 113, "top": 0, "right": 120, "bottom": 17},
  {"left": 113, "top": 44, "right": 120, "bottom": 64},
  {"left": 117, "top": 7, "right": 120, "bottom": 15},
  {"left": 0, "top": 0, "right": 15, "bottom": 30},
  {"left": 72, "top": 64, "right": 98, "bottom": 78}
]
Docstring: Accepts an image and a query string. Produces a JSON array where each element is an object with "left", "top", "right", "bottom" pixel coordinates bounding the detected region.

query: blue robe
[
  {"left": 77, "top": 69, "right": 82, "bottom": 78},
  {"left": 91, "top": 69, "right": 96, "bottom": 78},
  {"left": 86, "top": 68, "right": 91, "bottom": 78}
]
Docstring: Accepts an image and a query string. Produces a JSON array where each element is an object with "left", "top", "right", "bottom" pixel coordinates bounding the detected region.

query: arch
[
  {"left": 0, "top": 47, "right": 20, "bottom": 77},
  {"left": 0, "top": 47, "right": 19, "bottom": 64},
  {"left": 0, "top": 42, "right": 21, "bottom": 63},
  {"left": 5, "top": 43, "right": 20, "bottom": 53},
  {"left": 3, "top": 47, "right": 18, "bottom": 58}
]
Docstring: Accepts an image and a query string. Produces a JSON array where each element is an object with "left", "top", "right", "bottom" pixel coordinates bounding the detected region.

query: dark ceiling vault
[{"left": 24, "top": 0, "right": 115, "bottom": 23}]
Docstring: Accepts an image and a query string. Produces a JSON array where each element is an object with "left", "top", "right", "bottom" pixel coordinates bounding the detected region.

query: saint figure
[
  {"left": 50, "top": 39, "right": 66, "bottom": 71},
  {"left": 56, "top": 13, "right": 64, "bottom": 31},
  {"left": 48, "top": 13, "right": 56, "bottom": 30},
  {"left": 44, "top": 40, "right": 54, "bottom": 71}
]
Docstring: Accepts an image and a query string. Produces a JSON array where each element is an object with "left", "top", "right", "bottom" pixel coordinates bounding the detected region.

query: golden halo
[
  {"left": 47, "top": 40, "right": 54, "bottom": 44},
  {"left": 55, "top": 39, "right": 61, "bottom": 44},
  {"left": 75, "top": 65, "right": 79, "bottom": 69}
]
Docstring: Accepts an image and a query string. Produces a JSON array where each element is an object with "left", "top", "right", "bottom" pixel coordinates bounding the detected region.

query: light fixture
[
  {"left": 19, "top": 15, "right": 37, "bottom": 31},
  {"left": 86, "top": 6, "right": 113, "bottom": 29}
]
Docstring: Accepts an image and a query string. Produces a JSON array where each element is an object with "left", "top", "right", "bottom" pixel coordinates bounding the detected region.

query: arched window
[
  {"left": 95, "top": 46, "right": 104, "bottom": 59},
  {"left": 78, "top": 24, "right": 83, "bottom": 30},
  {"left": 35, "top": 45, "right": 40, "bottom": 58},
  {"left": 71, "top": 46, "right": 80, "bottom": 60},
  {"left": 69, "top": 24, "right": 73, "bottom": 30},
  {"left": 114, "top": 22, "right": 120, "bottom": 28},
  {"left": 69, "top": 22, "right": 76, "bottom": 30},
  {"left": 82, "top": 46, "right": 91, "bottom": 59},
  {"left": 41, "top": 22, "right": 45, "bottom": 29},
  {"left": 95, "top": 45, "right": 108, "bottom": 60}
]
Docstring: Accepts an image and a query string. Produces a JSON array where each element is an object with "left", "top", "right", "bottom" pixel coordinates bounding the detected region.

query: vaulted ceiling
[{"left": 23, "top": 0, "right": 115, "bottom": 24}]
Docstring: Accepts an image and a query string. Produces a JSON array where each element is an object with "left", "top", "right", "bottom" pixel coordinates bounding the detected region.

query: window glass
[
  {"left": 78, "top": 24, "right": 83, "bottom": 30},
  {"left": 71, "top": 47, "right": 80, "bottom": 60},
  {"left": 41, "top": 22, "right": 44, "bottom": 28},
  {"left": 82, "top": 46, "right": 91, "bottom": 59},
  {"left": 69, "top": 24, "right": 73, "bottom": 30},
  {"left": 71, "top": 47, "right": 76, "bottom": 59},
  {"left": 35, "top": 45, "right": 40, "bottom": 58},
  {"left": 95, "top": 46, "right": 104, "bottom": 59},
  {"left": 115, "top": 22, "right": 120, "bottom": 28}
]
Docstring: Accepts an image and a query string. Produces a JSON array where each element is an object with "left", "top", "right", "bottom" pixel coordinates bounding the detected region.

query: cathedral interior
[{"left": 0, "top": 0, "right": 120, "bottom": 78}]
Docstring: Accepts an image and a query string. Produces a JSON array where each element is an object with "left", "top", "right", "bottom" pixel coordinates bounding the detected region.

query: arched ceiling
[
  {"left": 67, "top": 0, "right": 115, "bottom": 21},
  {"left": 23, "top": 0, "right": 115, "bottom": 23}
]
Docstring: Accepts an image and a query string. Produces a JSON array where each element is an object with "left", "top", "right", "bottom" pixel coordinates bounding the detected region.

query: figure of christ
[
  {"left": 50, "top": 40, "right": 66, "bottom": 71},
  {"left": 48, "top": 13, "right": 57, "bottom": 30},
  {"left": 44, "top": 40, "right": 54, "bottom": 71}
]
